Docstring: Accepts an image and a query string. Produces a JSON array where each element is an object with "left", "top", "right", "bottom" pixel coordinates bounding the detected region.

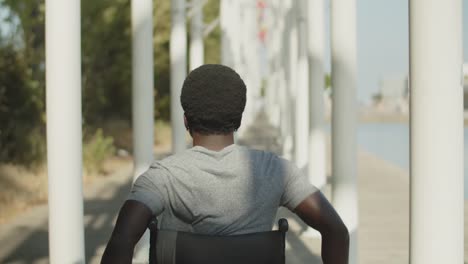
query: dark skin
[{"left": 102, "top": 121, "right": 349, "bottom": 264}]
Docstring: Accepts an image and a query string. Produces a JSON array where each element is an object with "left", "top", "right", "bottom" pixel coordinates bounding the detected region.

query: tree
[{"left": 0, "top": 0, "right": 221, "bottom": 164}]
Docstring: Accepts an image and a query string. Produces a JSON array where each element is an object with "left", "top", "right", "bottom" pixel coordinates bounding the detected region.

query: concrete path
[
  {"left": 0, "top": 160, "right": 134, "bottom": 264},
  {"left": 0, "top": 111, "right": 467, "bottom": 263}
]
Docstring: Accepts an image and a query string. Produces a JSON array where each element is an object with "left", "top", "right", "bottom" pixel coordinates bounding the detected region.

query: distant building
[
  {"left": 373, "top": 76, "right": 409, "bottom": 114},
  {"left": 380, "top": 78, "right": 409, "bottom": 100}
]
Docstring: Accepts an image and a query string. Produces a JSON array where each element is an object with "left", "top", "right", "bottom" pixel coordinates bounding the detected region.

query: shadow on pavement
[{"left": 0, "top": 172, "right": 133, "bottom": 264}]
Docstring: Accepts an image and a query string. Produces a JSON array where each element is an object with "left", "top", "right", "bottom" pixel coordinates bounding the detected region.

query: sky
[{"left": 353, "top": 0, "right": 468, "bottom": 104}]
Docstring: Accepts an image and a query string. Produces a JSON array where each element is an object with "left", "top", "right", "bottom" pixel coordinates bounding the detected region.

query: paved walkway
[
  {"left": 0, "top": 160, "right": 134, "bottom": 264},
  {"left": 0, "top": 111, "right": 467, "bottom": 263}
]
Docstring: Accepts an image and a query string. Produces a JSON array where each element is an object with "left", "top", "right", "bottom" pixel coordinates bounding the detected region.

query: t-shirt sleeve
[
  {"left": 127, "top": 169, "right": 166, "bottom": 216},
  {"left": 280, "top": 159, "right": 318, "bottom": 210}
]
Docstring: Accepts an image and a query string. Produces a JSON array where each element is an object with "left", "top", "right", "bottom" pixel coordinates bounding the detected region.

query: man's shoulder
[{"left": 149, "top": 149, "right": 191, "bottom": 167}]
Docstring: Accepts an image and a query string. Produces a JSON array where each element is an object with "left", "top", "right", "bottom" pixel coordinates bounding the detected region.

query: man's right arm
[
  {"left": 294, "top": 191, "right": 349, "bottom": 264},
  {"left": 101, "top": 200, "right": 152, "bottom": 264}
]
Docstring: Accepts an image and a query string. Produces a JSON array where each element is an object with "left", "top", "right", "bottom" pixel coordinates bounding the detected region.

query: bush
[
  {"left": 83, "top": 128, "right": 116, "bottom": 175},
  {"left": 0, "top": 45, "right": 46, "bottom": 164}
]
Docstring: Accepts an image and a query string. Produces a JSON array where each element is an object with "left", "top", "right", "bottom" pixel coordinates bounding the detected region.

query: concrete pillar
[
  {"left": 171, "top": 0, "right": 188, "bottom": 153},
  {"left": 131, "top": 0, "right": 155, "bottom": 261},
  {"left": 269, "top": 0, "right": 285, "bottom": 129},
  {"left": 264, "top": 0, "right": 279, "bottom": 133},
  {"left": 220, "top": 0, "right": 242, "bottom": 142},
  {"left": 220, "top": 0, "right": 232, "bottom": 67},
  {"left": 409, "top": 0, "right": 463, "bottom": 263},
  {"left": 279, "top": 0, "right": 294, "bottom": 160},
  {"left": 286, "top": 0, "right": 298, "bottom": 162},
  {"left": 190, "top": 0, "right": 204, "bottom": 71},
  {"left": 307, "top": 0, "right": 327, "bottom": 190},
  {"left": 295, "top": 0, "right": 309, "bottom": 169},
  {"left": 237, "top": 0, "right": 260, "bottom": 135},
  {"left": 45, "top": 0, "right": 85, "bottom": 263},
  {"left": 265, "top": 1, "right": 280, "bottom": 127},
  {"left": 330, "top": 0, "right": 358, "bottom": 263},
  {"left": 220, "top": 0, "right": 240, "bottom": 69},
  {"left": 132, "top": 0, "right": 155, "bottom": 179}
]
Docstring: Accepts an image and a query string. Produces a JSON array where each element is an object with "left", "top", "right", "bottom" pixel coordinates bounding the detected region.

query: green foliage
[
  {"left": 0, "top": 0, "right": 47, "bottom": 164},
  {"left": 81, "top": 0, "right": 132, "bottom": 123},
  {"left": 153, "top": 0, "right": 171, "bottom": 120},
  {"left": 83, "top": 128, "right": 116, "bottom": 174},
  {"left": 372, "top": 93, "right": 382, "bottom": 103},
  {"left": 0, "top": 44, "right": 45, "bottom": 164},
  {"left": 325, "top": 73, "right": 331, "bottom": 90},
  {"left": 0, "top": 0, "right": 221, "bottom": 165},
  {"left": 203, "top": 0, "right": 221, "bottom": 64}
]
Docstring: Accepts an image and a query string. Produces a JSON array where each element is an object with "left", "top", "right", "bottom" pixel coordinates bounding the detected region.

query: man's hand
[
  {"left": 294, "top": 191, "right": 350, "bottom": 264},
  {"left": 101, "top": 200, "right": 152, "bottom": 264}
]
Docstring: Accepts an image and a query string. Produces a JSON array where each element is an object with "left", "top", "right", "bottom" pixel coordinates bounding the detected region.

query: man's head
[{"left": 180, "top": 64, "right": 246, "bottom": 135}]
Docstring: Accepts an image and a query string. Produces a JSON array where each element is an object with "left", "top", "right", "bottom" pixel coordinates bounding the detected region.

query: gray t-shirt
[{"left": 128, "top": 144, "right": 317, "bottom": 235}]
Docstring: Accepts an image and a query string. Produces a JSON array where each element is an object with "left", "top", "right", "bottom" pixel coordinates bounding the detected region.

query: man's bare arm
[
  {"left": 101, "top": 200, "right": 152, "bottom": 264},
  {"left": 294, "top": 191, "right": 349, "bottom": 264}
]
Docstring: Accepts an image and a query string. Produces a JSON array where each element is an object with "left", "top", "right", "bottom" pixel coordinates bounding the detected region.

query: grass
[{"left": 0, "top": 164, "right": 48, "bottom": 224}]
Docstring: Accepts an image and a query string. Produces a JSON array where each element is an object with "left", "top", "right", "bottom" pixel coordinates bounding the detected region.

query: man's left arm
[{"left": 101, "top": 200, "right": 152, "bottom": 264}]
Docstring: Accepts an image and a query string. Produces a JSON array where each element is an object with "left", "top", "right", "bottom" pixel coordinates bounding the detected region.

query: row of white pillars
[
  {"left": 264, "top": 0, "right": 357, "bottom": 260},
  {"left": 409, "top": 0, "right": 464, "bottom": 263},
  {"left": 221, "top": 0, "right": 263, "bottom": 137},
  {"left": 171, "top": 0, "right": 206, "bottom": 152},
  {"left": 46, "top": 0, "right": 85, "bottom": 263},
  {"left": 265, "top": 0, "right": 292, "bottom": 155}
]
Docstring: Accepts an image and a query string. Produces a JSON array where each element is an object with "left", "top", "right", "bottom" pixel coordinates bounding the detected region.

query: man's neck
[{"left": 192, "top": 132, "right": 235, "bottom": 151}]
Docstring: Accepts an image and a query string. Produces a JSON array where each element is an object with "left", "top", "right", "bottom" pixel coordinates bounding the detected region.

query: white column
[
  {"left": 171, "top": 0, "right": 187, "bottom": 153},
  {"left": 220, "top": 0, "right": 232, "bottom": 67},
  {"left": 409, "top": 0, "right": 463, "bottom": 263},
  {"left": 288, "top": 0, "right": 298, "bottom": 162},
  {"left": 279, "top": 0, "right": 294, "bottom": 160},
  {"left": 330, "top": 0, "right": 358, "bottom": 263},
  {"left": 132, "top": 0, "right": 155, "bottom": 179},
  {"left": 46, "top": 0, "right": 85, "bottom": 263},
  {"left": 281, "top": 0, "right": 297, "bottom": 159},
  {"left": 220, "top": 0, "right": 239, "bottom": 69},
  {"left": 269, "top": 0, "right": 284, "bottom": 129},
  {"left": 307, "top": 0, "right": 327, "bottom": 190},
  {"left": 131, "top": 0, "right": 155, "bottom": 262},
  {"left": 190, "top": 0, "right": 204, "bottom": 71},
  {"left": 295, "top": 0, "right": 309, "bottom": 169},
  {"left": 264, "top": 2, "right": 279, "bottom": 127},
  {"left": 237, "top": 1, "right": 259, "bottom": 135}
]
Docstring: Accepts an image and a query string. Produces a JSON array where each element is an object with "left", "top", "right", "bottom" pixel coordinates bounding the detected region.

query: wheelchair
[{"left": 148, "top": 217, "right": 289, "bottom": 264}]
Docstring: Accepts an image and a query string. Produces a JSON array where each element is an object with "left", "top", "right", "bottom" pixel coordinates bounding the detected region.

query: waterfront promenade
[{"left": 0, "top": 113, "right": 466, "bottom": 263}]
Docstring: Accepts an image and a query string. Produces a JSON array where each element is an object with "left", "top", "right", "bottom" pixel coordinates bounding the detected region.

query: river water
[{"left": 356, "top": 123, "right": 467, "bottom": 199}]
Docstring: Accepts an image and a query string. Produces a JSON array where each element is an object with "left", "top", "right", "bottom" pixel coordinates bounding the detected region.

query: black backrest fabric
[
  {"left": 148, "top": 219, "right": 288, "bottom": 264},
  {"left": 174, "top": 230, "right": 285, "bottom": 264}
]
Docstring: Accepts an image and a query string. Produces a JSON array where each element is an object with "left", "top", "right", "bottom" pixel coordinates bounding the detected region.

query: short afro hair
[{"left": 180, "top": 64, "right": 246, "bottom": 135}]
